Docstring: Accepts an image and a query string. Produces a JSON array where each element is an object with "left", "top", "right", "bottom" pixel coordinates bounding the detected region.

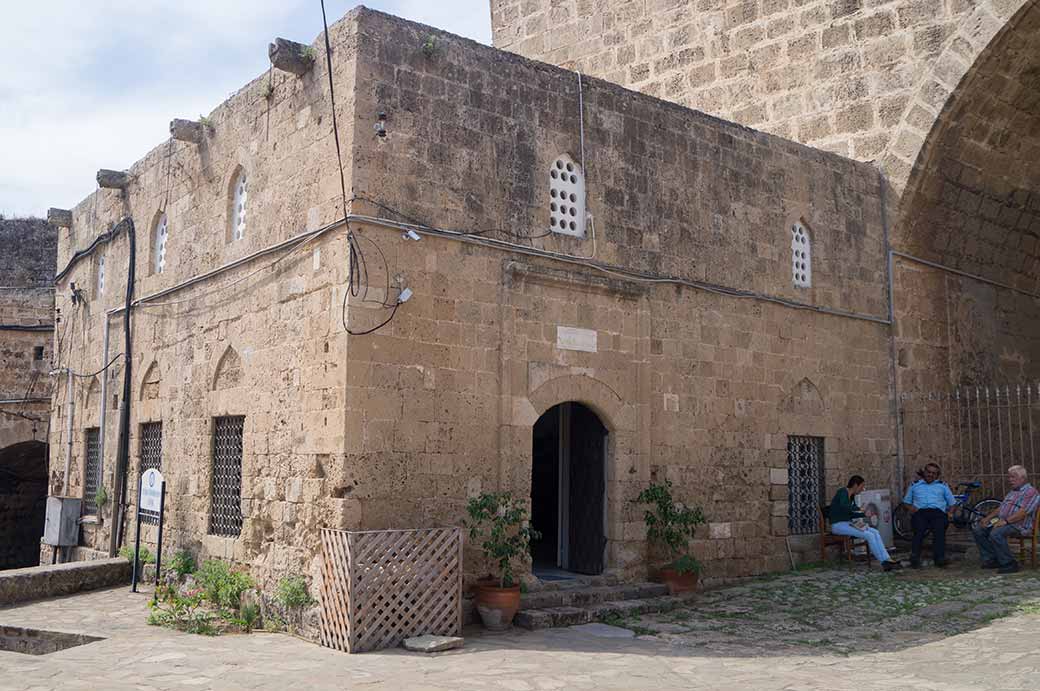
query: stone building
[
  {"left": 0, "top": 217, "right": 55, "bottom": 569},
  {"left": 45, "top": 3, "right": 1039, "bottom": 587}
]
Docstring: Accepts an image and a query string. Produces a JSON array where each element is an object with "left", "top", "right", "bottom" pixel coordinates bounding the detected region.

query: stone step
[
  {"left": 519, "top": 582, "right": 668, "bottom": 610},
  {"left": 515, "top": 593, "right": 695, "bottom": 631}
]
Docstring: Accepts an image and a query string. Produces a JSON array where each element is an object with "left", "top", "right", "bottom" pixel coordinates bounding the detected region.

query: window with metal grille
[
  {"left": 787, "top": 435, "right": 824, "bottom": 535},
  {"left": 139, "top": 422, "right": 162, "bottom": 525},
  {"left": 83, "top": 428, "right": 101, "bottom": 515},
  {"left": 209, "top": 416, "right": 244, "bottom": 537}
]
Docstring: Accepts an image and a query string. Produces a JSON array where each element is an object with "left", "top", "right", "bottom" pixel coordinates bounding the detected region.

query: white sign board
[
  {"left": 556, "top": 326, "right": 597, "bottom": 353},
  {"left": 140, "top": 468, "right": 164, "bottom": 513}
]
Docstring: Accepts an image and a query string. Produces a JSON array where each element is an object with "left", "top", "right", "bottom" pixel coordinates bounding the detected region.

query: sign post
[{"left": 131, "top": 468, "right": 165, "bottom": 593}]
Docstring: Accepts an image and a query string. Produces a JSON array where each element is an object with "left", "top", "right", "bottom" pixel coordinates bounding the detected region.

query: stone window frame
[
  {"left": 791, "top": 221, "right": 812, "bottom": 288},
  {"left": 151, "top": 210, "right": 169, "bottom": 275},
  {"left": 549, "top": 153, "right": 586, "bottom": 237},
  {"left": 227, "top": 166, "right": 249, "bottom": 244}
]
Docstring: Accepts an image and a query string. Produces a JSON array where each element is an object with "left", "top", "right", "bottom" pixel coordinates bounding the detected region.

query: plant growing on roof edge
[
  {"left": 465, "top": 492, "right": 540, "bottom": 588},
  {"left": 634, "top": 480, "right": 706, "bottom": 575},
  {"left": 421, "top": 35, "right": 438, "bottom": 58}
]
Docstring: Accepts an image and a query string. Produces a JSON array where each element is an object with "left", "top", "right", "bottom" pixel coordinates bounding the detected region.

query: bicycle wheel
[
  {"left": 968, "top": 499, "right": 1002, "bottom": 530},
  {"left": 893, "top": 504, "right": 913, "bottom": 540}
]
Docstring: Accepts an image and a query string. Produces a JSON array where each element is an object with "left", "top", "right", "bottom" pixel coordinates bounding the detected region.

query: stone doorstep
[
  {"left": 515, "top": 593, "right": 695, "bottom": 631},
  {"left": 519, "top": 582, "right": 668, "bottom": 610},
  {"left": 525, "top": 573, "right": 622, "bottom": 593}
]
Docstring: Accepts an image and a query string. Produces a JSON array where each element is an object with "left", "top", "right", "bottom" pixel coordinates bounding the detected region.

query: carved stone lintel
[
  {"left": 96, "top": 169, "right": 130, "bottom": 190},
  {"left": 269, "top": 38, "right": 315, "bottom": 77},
  {"left": 47, "top": 208, "right": 73, "bottom": 228},
  {"left": 170, "top": 118, "right": 204, "bottom": 144}
]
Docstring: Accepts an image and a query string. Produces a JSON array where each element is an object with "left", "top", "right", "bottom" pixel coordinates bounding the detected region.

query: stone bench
[{"left": 0, "top": 558, "right": 130, "bottom": 606}]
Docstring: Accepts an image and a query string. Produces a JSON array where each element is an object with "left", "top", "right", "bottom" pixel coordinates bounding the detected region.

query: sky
[{"left": 0, "top": 1, "right": 491, "bottom": 218}]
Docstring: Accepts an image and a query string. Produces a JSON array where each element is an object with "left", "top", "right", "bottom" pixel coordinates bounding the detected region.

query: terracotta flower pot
[
  {"left": 474, "top": 582, "right": 521, "bottom": 631},
  {"left": 659, "top": 567, "right": 698, "bottom": 594}
]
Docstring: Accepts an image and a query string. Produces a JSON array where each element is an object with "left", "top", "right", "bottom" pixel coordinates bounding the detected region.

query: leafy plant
[
  {"left": 421, "top": 35, "right": 438, "bottom": 58},
  {"left": 634, "top": 480, "right": 706, "bottom": 572},
  {"left": 232, "top": 603, "right": 260, "bottom": 633},
  {"left": 466, "top": 492, "right": 540, "bottom": 588},
  {"left": 168, "top": 550, "right": 196, "bottom": 579},
  {"left": 94, "top": 485, "right": 108, "bottom": 511},
  {"left": 119, "top": 544, "right": 155, "bottom": 564},
  {"left": 300, "top": 45, "right": 316, "bottom": 61},
  {"left": 198, "top": 114, "right": 213, "bottom": 130},
  {"left": 195, "top": 559, "right": 254, "bottom": 613},
  {"left": 148, "top": 583, "right": 216, "bottom": 635},
  {"left": 275, "top": 575, "right": 314, "bottom": 610}
]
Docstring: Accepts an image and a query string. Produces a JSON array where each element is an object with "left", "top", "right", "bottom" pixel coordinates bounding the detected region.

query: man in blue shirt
[{"left": 901, "top": 463, "right": 956, "bottom": 567}]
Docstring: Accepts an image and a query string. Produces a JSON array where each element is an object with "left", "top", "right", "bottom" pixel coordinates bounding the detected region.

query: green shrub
[
  {"left": 634, "top": 480, "right": 706, "bottom": 573},
  {"left": 275, "top": 576, "right": 314, "bottom": 610},
  {"left": 465, "top": 492, "right": 540, "bottom": 588},
  {"left": 119, "top": 545, "right": 155, "bottom": 564},
  {"left": 195, "top": 560, "right": 254, "bottom": 613},
  {"left": 168, "top": 550, "right": 197, "bottom": 579},
  {"left": 148, "top": 582, "right": 216, "bottom": 635}
]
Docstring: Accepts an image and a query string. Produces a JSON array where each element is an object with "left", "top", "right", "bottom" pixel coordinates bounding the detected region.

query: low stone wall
[{"left": 0, "top": 558, "right": 130, "bottom": 606}]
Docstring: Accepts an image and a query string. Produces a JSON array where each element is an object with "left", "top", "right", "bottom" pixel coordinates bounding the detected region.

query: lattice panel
[
  {"left": 788, "top": 435, "right": 824, "bottom": 535},
  {"left": 139, "top": 422, "right": 162, "bottom": 525},
  {"left": 209, "top": 416, "right": 243, "bottom": 537},
  {"left": 319, "top": 527, "right": 462, "bottom": 654},
  {"left": 83, "top": 428, "right": 101, "bottom": 515}
]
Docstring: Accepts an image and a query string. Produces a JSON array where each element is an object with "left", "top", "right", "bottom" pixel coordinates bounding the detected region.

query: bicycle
[{"left": 893, "top": 481, "right": 1002, "bottom": 540}]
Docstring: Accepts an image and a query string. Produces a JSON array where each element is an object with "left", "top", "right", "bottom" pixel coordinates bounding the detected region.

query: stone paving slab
[{"left": 0, "top": 569, "right": 1039, "bottom": 690}]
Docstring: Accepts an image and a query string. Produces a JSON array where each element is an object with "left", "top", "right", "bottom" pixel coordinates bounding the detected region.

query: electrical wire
[
  {"left": 320, "top": 0, "right": 349, "bottom": 223},
  {"left": 67, "top": 353, "right": 124, "bottom": 379}
]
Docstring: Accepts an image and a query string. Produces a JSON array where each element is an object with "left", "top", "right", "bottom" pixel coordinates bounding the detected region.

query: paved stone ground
[{"left": 2, "top": 562, "right": 1040, "bottom": 690}]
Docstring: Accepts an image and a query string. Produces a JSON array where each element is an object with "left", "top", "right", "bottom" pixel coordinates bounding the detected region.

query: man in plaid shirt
[{"left": 973, "top": 465, "right": 1040, "bottom": 574}]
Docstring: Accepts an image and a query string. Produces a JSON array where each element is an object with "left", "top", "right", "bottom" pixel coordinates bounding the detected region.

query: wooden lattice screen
[{"left": 319, "top": 527, "right": 463, "bottom": 653}]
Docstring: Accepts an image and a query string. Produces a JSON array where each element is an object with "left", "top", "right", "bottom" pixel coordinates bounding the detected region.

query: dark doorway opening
[
  {"left": 0, "top": 441, "right": 49, "bottom": 570},
  {"left": 531, "top": 402, "right": 607, "bottom": 576}
]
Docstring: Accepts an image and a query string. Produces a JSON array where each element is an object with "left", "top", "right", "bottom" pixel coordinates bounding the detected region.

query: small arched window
[
  {"left": 791, "top": 222, "right": 812, "bottom": 288},
  {"left": 96, "top": 253, "right": 106, "bottom": 295},
  {"left": 153, "top": 212, "right": 168, "bottom": 274},
  {"left": 231, "top": 169, "right": 248, "bottom": 241},
  {"left": 549, "top": 154, "right": 586, "bottom": 237}
]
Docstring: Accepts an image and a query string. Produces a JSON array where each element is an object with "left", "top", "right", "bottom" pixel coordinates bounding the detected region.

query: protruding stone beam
[
  {"left": 169, "top": 118, "right": 204, "bottom": 144},
  {"left": 269, "top": 38, "right": 315, "bottom": 77},
  {"left": 47, "top": 208, "right": 73, "bottom": 228},
  {"left": 96, "top": 169, "right": 130, "bottom": 190}
]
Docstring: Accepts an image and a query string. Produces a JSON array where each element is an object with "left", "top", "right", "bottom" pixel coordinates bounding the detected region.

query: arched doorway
[
  {"left": 530, "top": 402, "right": 607, "bottom": 576},
  {"left": 0, "top": 440, "right": 48, "bottom": 569}
]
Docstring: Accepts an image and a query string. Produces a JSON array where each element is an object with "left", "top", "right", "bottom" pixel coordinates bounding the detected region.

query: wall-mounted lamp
[{"left": 402, "top": 229, "right": 421, "bottom": 241}]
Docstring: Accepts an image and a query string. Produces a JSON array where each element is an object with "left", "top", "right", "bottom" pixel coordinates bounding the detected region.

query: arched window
[
  {"left": 549, "top": 154, "right": 586, "bottom": 237},
  {"left": 153, "top": 212, "right": 168, "bottom": 274},
  {"left": 231, "top": 168, "right": 248, "bottom": 241},
  {"left": 96, "top": 253, "right": 105, "bottom": 295},
  {"left": 791, "top": 222, "right": 812, "bottom": 288}
]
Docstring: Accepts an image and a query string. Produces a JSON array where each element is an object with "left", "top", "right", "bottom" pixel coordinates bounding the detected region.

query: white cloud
[{"left": 0, "top": 1, "right": 490, "bottom": 218}]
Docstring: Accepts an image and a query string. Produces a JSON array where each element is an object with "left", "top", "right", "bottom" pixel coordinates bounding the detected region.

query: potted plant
[
  {"left": 465, "top": 492, "right": 540, "bottom": 631},
  {"left": 634, "top": 480, "right": 706, "bottom": 594}
]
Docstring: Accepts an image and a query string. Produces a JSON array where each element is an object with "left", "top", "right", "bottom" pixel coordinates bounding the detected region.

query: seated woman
[{"left": 829, "top": 475, "right": 902, "bottom": 572}]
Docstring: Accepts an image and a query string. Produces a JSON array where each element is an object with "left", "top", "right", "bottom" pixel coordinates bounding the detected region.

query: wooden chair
[
  {"left": 1007, "top": 508, "right": 1040, "bottom": 568},
  {"left": 818, "top": 505, "right": 871, "bottom": 566}
]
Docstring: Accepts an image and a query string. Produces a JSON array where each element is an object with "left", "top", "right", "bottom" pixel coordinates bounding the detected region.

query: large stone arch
[
  {"left": 882, "top": 0, "right": 1036, "bottom": 193},
  {"left": 0, "top": 440, "right": 49, "bottom": 568},
  {"left": 890, "top": 0, "right": 1040, "bottom": 387}
]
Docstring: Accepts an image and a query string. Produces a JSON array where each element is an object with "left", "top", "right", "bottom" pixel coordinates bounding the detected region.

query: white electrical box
[
  {"left": 856, "top": 489, "right": 893, "bottom": 549},
  {"left": 43, "top": 496, "right": 81, "bottom": 547}
]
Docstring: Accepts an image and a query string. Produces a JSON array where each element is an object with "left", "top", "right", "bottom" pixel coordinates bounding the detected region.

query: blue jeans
[
  {"left": 972, "top": 523, "right": 1019, "bottom": 566},
  {"left": 831, "top": 522, "right": 891, "bottom": 563}
]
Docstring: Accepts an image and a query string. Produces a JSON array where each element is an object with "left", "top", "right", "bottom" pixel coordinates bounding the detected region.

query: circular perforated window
[{"left": 791, "top": 223, "right": 812, "bottom": 288}]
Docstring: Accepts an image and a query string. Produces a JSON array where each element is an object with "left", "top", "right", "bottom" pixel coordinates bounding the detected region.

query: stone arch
[
  {"left": 140, "top": 360, "right": 161, "bottom": 401},
  {"left": 0, "top": 440, "right": 49, "bottom": 569},
  {"left": 85, "top": 375, "right": 101, "bottom": 409},
  {"left": 883, "top": 0, "right": 1035, "bottom": 195},
  {"left": 213, "top": 346, "right": 244, "bottom": 391},
  {"left": 779, "top": 377, "right": 826, "bottom": 417},
  {"left": 526, "top": 374, "right": 624, "bottom": 433}
]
